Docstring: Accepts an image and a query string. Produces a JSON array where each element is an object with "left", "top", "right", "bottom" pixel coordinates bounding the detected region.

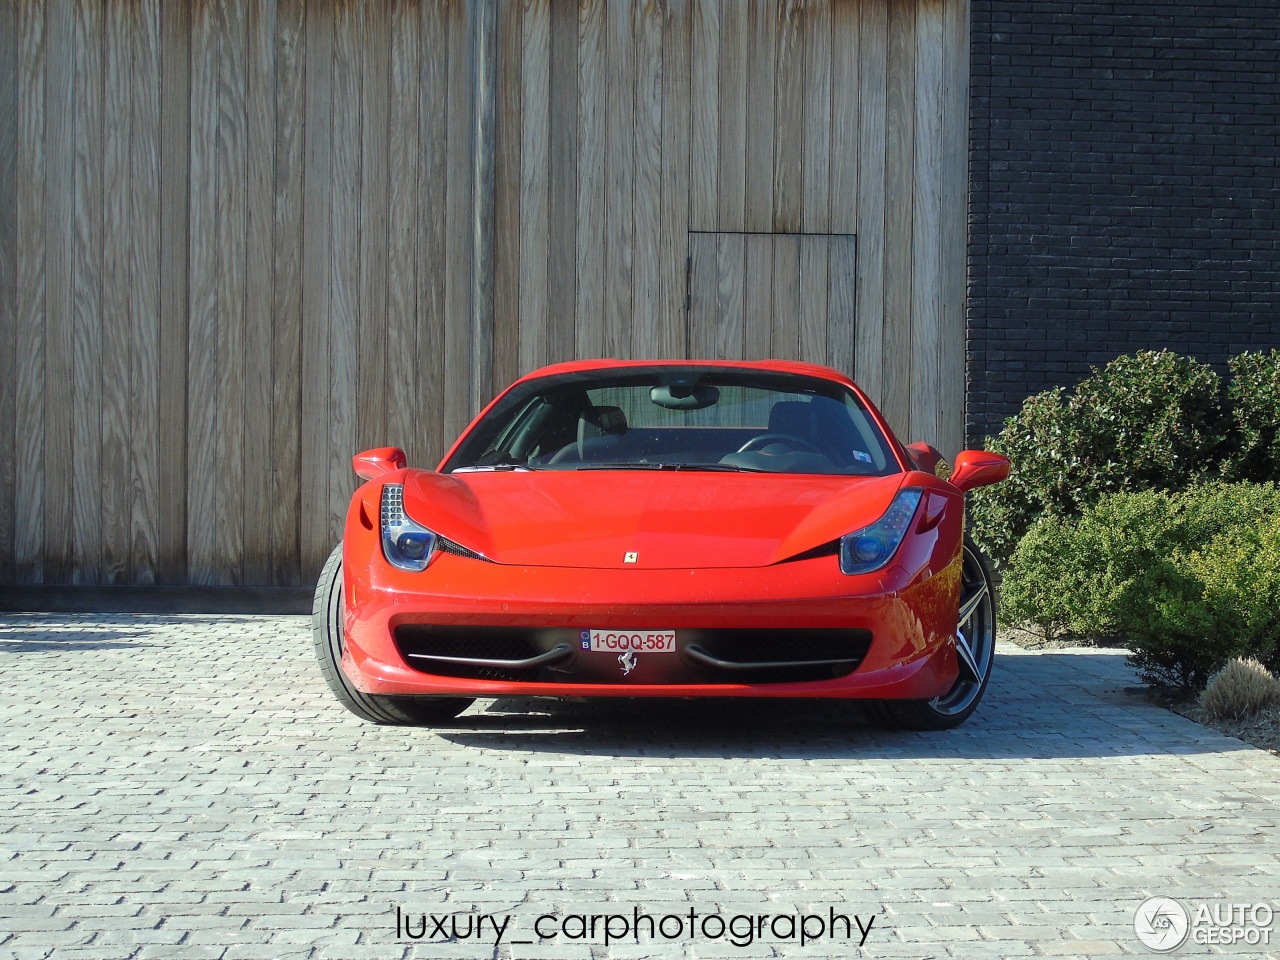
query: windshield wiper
[
  {"left": 573, "top": 462, "right": 771, "bottom": 473},
  {"left": 574, "top": 462, "right": 678, "bottom": 470},
  {"left": 452, "top": 463, "right": 539, "bottom": 473},
  {"left": 674, "top": 462, "right": 770, "bottom": 473}
]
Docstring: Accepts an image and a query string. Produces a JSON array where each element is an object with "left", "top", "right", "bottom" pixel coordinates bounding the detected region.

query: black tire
[
  {"left": 312, "top": 543, "right": 475, "bottom": 725},
  {"left": 864, "top": 537, "right": 997, "bottom": 731}
]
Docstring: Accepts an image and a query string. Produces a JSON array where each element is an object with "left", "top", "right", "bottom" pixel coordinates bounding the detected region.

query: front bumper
[{"left": 340, "top": 507, "right": 964, "bottom": 701}]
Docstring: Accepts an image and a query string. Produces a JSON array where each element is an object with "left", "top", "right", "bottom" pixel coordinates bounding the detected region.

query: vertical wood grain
[
  {"left": 70, "top": 0, "right": 103, "bottom": 583},
  {"left": 493, "top": 0, "right": 522, "bottom": 392},
  {"left": 573, "top": 0, "right": 604, "bottom": 360},
  {"left": 713, "top": 232, "right": 744, "bottom": 359},
  {"left": 417, "top": 4, "right": 449, "bottom": 464},
  {"left": 43, "top": 0, "right": 74, "bottom": 583},
  {"left": 659, "top": 0, "right": 691, "bottom": 356},
  {"left": 187, "top": 1, "right": 220, "bottom": 585},
  {"left": 911, "top": 0, "right": 944, "bottom": 449},
  {"left": 827, "top": 234, "right": 857, "bottom": 375},
  {"left": 687, "top": 232, "right": 716, "bottom": 357},
  {"left": 801, "top": 0, "right": 830, "bottom": 234},
  {"left": 797, "top": 234, "right": 828, "bottom": 364},
  {"left": 688, "top": 0, "right": 717, "bottom": 232},
  {"left": 327, "top": 0, "right": 361, "bottom": 550},
  {"left": 357, "top": 0, "right": 389, "bottom": 454},
  {"left": 470, "top": 0, "right": 497, "bottom": 408},
  {"left": 518, "top": 0, "right": 549, "bottom": 374},
  {"left": 442, "top": 2, "right": 473, "bottom": 444},
  {"left": 743, "top": 0, "right": 774, "bottom": 233},
  {"left": 270, "top": 0, "right": 304, "bottom": 584},
  {"left": 214, "top": 0, "right": 248, "bottom": 585},
  {"left": 101, "top": 0, "right": 132, "bottom": 584},
  {"left": 604, "top": 0, "right": 634, "bottom": 359},
  {"left": 129, "top": 0, "right": 161, "bottom": 584},
  {"left": 772, "top": 0, "right": 803, "bottom": 233},
  {"left": 157, "top": 0, "right": 189, "bottom": 583},
  {"left": 771, "top": 233, "right": 799, "bottom": 359},
  {"left": 385, "top": 0, "right": 422, "bottom": 464},
  {"left": 742, "top": 233, "right": 771, "bottom": 359},
  {"left": 547, "top": 0, "right": 576, "bottom": 364},
  {"left": 0, "top": 0, "right": 971, "bottom": 586},
  {"left": 300, "top": 0, "right": 333, "bottom": 576},
  {"left": 15, "top": 0, "right": 46, "bottom": 582},
  {"left": 631, "top": 0, "right": 663, "bottom": 358},
  {"left": 854, "top": 0, "right": 886, "bottom": 411},
  {"left": 243, "top": 0, "right": 276, "bottom": 585},
  {"left": 715, "top": 0, "right": 746, "bottom": 232},
  {"left": 0, "top": 0, "right": 18, "bottom": 584},
  {"left": 829, "top": 0, "right": 861, "bottom": 235},
  {"left": 882, "top": 0, "right": 915, "bottom": 438},
  {"left": 940, "top": 0, "right": 968, "bottom": 456}
]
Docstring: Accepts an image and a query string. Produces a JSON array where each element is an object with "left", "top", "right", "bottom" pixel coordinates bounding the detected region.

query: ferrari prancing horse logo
[
  {"left": 618, "top": 651, "right": 638, "bottom": 675},
  {"left": 624, "top": 552, "right": 638, "bottom": 563}
]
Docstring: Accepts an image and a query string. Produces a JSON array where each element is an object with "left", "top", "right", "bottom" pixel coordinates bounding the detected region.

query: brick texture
[{"left": 968, "top": 0, "right": 1280, "bottom": 444}]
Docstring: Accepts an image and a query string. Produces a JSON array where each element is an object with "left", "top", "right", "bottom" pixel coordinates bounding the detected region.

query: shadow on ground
[{"left": 422, "top": 651, "right": 1242, "bottom": 762}]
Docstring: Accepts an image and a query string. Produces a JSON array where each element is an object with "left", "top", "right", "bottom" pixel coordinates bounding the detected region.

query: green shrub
[
  {"left": 1000, "top": 490, "right": 1182, "bottom": 641},
  {"left": 1123, "top": 514, "right": 1280, "bottom": 691},
  {"left": 1000, "top": 483, "right": 1280, "bottom": 691},
  {"left": 970, "top": 350, "right": 1228, "bottom": 565},
  {"left": 1224, "top": 350, "right": 1280, "bottom": 482}
]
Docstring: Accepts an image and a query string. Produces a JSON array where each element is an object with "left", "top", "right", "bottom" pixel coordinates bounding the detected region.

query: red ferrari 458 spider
[{"left": 314, "top": 360, "right": 1010, "bottom": 729}]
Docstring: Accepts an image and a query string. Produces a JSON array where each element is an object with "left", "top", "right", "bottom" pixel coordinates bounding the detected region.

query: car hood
[{"left": 400, "top": 469, "right": 907, "bottom": 569}]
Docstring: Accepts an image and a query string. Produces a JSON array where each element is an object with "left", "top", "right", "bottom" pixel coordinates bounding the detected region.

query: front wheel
[
  {"left": 865, "top": 537, "right": 996, "bottom": 731},
  {"left": 312, "top": 543, "right": 475, "bottom": 725}
]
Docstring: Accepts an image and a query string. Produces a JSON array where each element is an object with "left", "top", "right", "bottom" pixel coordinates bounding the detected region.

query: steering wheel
[{"left": 736, "top": 433, "right": 825, "bottom": 456}]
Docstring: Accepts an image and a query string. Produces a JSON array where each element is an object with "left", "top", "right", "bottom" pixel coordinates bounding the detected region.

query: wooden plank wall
[
  {"left": 0, "top": 0, "right": 968, "bottom": 588},
  {"left": 499, "top": 0, "right": 966, "bottom": 447}
]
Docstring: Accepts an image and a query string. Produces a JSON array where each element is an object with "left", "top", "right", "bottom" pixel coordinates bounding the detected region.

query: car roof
[{"left": 512, "top": 358, "right": 859, "bottom": 389}]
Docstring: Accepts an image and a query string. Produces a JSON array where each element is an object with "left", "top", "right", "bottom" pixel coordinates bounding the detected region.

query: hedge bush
[
  {"left": 1225, "top": 349, "right": 1280, "bottom": 482},
  {"left": 1001, "top": 483, "right": 1280, "bottom": 691},
  {"left": 968, "top": 349, "right": 1280, "bottom": 565}
]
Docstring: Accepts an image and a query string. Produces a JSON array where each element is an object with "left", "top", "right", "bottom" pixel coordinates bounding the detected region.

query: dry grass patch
[{"left": 1198, "top": 657, "right": 1280, "bottom": 722}]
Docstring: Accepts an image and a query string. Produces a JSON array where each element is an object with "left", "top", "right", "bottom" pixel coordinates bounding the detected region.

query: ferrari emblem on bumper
[
  {"left": 618, "top": 651, "right": 638, "bottom": 675},
  {"left": 624, "top": 552, "right": 638, "bottom": 563}
]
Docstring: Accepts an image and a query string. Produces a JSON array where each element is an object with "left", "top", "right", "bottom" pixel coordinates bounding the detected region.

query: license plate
[{"left": 580, "top": 629, "right": 676, "bottom": 653}]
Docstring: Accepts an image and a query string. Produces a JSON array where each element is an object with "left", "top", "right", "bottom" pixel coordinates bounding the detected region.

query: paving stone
[{"left": 2, "top": 615, "right": 1279, "bottom": 958}]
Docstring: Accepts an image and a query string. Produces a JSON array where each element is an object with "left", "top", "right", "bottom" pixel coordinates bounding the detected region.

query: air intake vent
[{"left": 438, "top": 537, "right": 490, "bottom": 562}]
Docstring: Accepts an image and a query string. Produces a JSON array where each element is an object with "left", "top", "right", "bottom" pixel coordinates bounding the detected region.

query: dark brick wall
[{"left": 968, "top": 0, "right": 1280, "bottom": 444}]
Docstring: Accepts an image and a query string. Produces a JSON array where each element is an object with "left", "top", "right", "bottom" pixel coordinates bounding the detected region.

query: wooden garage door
[{"left": 687, "top": 231, "right": 858, "bottom": 371}]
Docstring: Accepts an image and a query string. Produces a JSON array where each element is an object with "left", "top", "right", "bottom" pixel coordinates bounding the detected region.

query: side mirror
[
  {"left": 352, "top": 446, "right": 407, "bottom": 481},
  {"left": 948, "top": 450, "right": 1011, "bottom": 493}
]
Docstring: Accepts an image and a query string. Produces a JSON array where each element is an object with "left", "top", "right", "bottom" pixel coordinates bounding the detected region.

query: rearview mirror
[
  {"left": 948, "top": 450, "right": 1011, "bottom": 493},
  {"left": 352, "top": 447, "right": 407, "bottom": 481}
]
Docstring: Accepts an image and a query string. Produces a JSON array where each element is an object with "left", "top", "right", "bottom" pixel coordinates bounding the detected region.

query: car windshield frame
[{"left": 442, "top": 366, "right": 905, "bottom": 478}]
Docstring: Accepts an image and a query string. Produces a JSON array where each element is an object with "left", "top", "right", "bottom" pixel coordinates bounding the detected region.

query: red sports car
[{"left": 313, "top": 360, "right": 1010, "bottom": 729}]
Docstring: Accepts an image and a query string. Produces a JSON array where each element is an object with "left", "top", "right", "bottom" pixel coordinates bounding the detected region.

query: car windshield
[{"left": 444, "top": 368, "right": 902, "bottom": 477}]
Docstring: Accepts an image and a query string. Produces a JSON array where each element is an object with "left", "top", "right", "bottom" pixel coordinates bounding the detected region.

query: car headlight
[
  {"left": 380, "top": 483, "right": 437, "bottom": 572},
  {"left": 839, "top": 488, "right": 923, "bottom": 575}
]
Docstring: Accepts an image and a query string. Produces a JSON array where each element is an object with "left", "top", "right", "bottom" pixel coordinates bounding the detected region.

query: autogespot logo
[{"left": 1134, "top": 897, "right": 1190, "bottom": 952}]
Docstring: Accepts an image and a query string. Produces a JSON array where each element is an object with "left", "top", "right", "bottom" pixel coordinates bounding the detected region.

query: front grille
[{"left": 393, "top": 625, "right": 871, "bottom": 685}]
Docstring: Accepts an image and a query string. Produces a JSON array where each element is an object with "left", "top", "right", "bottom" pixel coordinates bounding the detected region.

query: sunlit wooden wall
[{"left": 0, "top": 0, "right": 968, "bottom": 587}]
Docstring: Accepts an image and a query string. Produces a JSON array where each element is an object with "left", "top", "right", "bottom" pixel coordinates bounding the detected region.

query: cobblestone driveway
[{"left": 1, "top": 614, "right": 1278, "bottom": 960}]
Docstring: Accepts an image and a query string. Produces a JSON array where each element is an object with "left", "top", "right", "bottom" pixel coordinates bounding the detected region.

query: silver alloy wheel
[{"left": 929, "top": 542, "right": 995, "bottom": 716}]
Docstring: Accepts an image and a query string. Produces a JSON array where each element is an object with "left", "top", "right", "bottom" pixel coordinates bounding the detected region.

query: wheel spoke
[
  {"left": 954, "top": 628, "right": 983, "bottom": 683},
  {"left": 957, "top": 578, "right": 989, "bottom": 626}
]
